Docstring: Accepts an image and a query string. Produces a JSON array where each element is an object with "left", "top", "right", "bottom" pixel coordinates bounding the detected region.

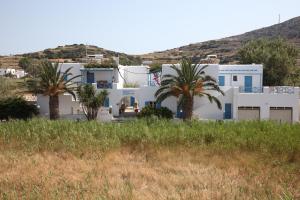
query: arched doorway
[{"left": 118, "top": 96, "right": 139, "bottom": 117}]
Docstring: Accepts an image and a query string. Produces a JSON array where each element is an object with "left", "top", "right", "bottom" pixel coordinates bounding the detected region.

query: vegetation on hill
[
  {"left": 21, "top": 44, "right": 142, "bottom": 65},
  {"left": 239, "top": 38, "right": 299, "bottom": 86},
  {"left": 141, "top": 16, "right": 300, "bottom": 65}
]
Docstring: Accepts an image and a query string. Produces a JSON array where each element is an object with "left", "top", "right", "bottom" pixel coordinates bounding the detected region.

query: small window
[{"left": 233, "top": 75, "right": 238, "bottom": 81}]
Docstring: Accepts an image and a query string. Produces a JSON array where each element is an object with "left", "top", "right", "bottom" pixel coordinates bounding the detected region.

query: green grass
[{"left": 0, "top": 118, "right": 299, "bottom": 157}]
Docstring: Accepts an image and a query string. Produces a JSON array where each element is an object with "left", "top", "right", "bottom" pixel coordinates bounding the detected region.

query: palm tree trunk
[
  {"left": 183, "top": 97, "right": 193, "bottom": 120},
  {"left": 49, "top": 95, "right": 59, "bottom": 120}
]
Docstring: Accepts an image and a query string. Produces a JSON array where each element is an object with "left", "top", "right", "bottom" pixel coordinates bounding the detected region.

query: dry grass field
[
  {"left": 0, "top": 147, "right": 299, "bottom": 199},
  {"left": 0, "top": 119, "right": 299, "bottom": 199}
]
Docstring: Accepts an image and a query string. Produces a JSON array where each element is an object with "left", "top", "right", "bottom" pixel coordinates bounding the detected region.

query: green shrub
[
  {"left": 138, "top": 106, "right": 173, "bottom": 119},
  {"left": 84, "top": 60, "right": 117, "bottom": 69},
  {"left": 0, "top": 97, "right": 38, "bottom": 121}
]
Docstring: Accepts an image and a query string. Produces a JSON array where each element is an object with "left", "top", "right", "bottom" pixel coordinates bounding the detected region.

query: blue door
[
  {"left": 176, "top": 105, "right": 183, "bottom": 118},
  {"left": 87, "top": 72, "right": 95, "bottom": 83},
  {"left": 104, "top": 98, "right": 109, "bottom": 107},
  {"left": 156, "top": 102, "right": 161, "bottom": 109},
  {"left": 244, "top": 76, "right": 252, "bottom": 93},
  {"left": 218, "top": 76, "right": 225, "bottom": 86},
  {"left": 224, "top": 103, "right": 232, "bottom": 119},
  {"left": 63, "top": 74, "right": 68, "bottom": 81},
  {"left": 130, "top": 97, "right": 135, "bottom": 106}
]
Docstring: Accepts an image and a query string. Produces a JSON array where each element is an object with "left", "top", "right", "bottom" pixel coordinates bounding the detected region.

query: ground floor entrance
[
  {"left": 237, "top": 107, "right": 260, "bottom": 121},
  {"left": 270, "top": 107, "right": 292, "bottom": 123}
]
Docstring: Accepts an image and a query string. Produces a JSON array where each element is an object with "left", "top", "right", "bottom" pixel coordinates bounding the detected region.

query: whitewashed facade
[{"left": 37, "top": 63, "right": 299, "bottom": 123}]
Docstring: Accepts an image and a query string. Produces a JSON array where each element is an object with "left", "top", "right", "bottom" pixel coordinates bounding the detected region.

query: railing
[
  {"left": 269, "top": 86, "right": 295, "bottom": 94},
  {"left": 148, "top": 81, "right": 159, "bottom": 86},
  {"left": 97, "top": 82, "right": 112, "bottom": 89},
  {"left": 239, "top": 87, "right": 263, "bottom": 93}
]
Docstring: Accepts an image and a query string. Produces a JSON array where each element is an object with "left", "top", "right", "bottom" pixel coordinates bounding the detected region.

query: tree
[
  {"left": 76, "top": 84, "right": 108, "bottom": 120},
  {"left": 19, "top": 57, "right": 32, "bottom": 70},
  {"left": 0, "top": 97, "right": 38, "bottom": 121},
  {"left": 155, "top": 59, "right": 224, "bottom": 120},
  {"left": 19, "top": 57, "right": 42, "bottom": 77},
  {"left": 238, "top": 38, "right": 298, "bottom": 86},
  {"left": 26, "top": 61, "right": 80, "bottom": 120},
  {"left": 0, "top": 77, "right": 16, "bottom": 99},
  {"left": 287, "top": 67, "right": 300, "bottom": 86}
]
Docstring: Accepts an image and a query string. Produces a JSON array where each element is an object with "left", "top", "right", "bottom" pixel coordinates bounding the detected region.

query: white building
[
  {"left": 37, "top": 63, "right": 299, "bottom": 123},
  {"left": 0, "top": 68, "right": 26, "bottom": 78}
]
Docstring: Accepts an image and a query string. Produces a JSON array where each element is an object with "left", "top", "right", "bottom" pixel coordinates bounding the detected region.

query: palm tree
[
  {"left": 77, "top": 84, "right": 108, "bottom": 120},
  {"left": 155, "top": 59, "right": 224, "bottom": 120},
  {"left": 26, "top": 61, "right": 80, "bottom": 120}
]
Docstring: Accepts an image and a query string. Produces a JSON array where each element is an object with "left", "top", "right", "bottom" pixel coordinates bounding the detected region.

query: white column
[{"left": 232, "top": 87, "right": 239, "bottom": 120}]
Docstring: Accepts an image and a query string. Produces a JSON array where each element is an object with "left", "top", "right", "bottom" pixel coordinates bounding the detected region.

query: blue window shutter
[
  {"left": 64, "top": 74, "right": 68, "bottom": 81},
  {"left": 87, "top": 72, "right": 95, "bottom": 83},
  {"left": 104, "top": 98, "right": 109, "bottom": 107},
  {"left": 224, "top": 103, "right": 232, "bottom": 119},
  {"left": 156, "top": 102, "right": 161, "bottom": 109},
  {"left": 244, "top": 76, "right": 252, "bottom": 93},
  {"left": 130, "top": 97, "right": 135, "bottom": 106},
  {"left": 145, "top": 101, "right": 150, "bottom": 106},
  {"left": 176, "top": 105, "right": 183, "bottom": 118},
  {"left": 218, "top": 76, "right": 225, "bottom": 86}
]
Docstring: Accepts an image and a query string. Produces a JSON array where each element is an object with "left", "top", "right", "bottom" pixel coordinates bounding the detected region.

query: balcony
[
  {"left": 239, "top": 87, "right": 263, "bottom": 93},
  {"left": 269, "top": 86, "right": 295, "bottom": 94},
  {"left": 148, "top": 80, "right": 159, "bottom": 86},
  {"left": 96, "top": 81, "right": 112, "bottom": 89}
]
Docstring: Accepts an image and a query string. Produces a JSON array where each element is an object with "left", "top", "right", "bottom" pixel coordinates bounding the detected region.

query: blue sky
[{"left": 0, "top": 0, "right": 299, "bottom": 55}]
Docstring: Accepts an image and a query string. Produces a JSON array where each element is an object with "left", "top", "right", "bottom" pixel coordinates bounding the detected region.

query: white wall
[
  {"left": 219, "top": 64, "right": 263, "bottom": 88},
  {"left": 234, "top": 87, "right": 299, "bottom": 122},
  {"left": 37, "top": 94, "right": 82, "bottom": 117},
  {"left": 162, "top": 64, "right": 219, "bottom": 80},
  {"left": 121, "top": 65, "right": 149, "bottom": 87},
  {"left": 59, "top": 63, "right": 83, "bottom": 83}
]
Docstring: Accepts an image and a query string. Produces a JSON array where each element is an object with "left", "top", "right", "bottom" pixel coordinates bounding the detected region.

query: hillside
[
  {"left": 1, "top": 16, "right": 299, "bottom": 68},
  {"left": 0, "top": 44, "right": 142, "bottom": 68},
  {"left": 141, "top": 16, "right": 300, "bottom": 64}
]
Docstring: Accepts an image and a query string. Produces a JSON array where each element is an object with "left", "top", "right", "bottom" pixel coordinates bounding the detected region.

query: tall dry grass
[{"left": 0, "top": 119, "right": 299, "bottom": 199}]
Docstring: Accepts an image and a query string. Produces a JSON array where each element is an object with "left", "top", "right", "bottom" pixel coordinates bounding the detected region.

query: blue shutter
[
  {"left": 130, "top": 97, "right": 135, "bottom": 106},
  {"left": 218, "top": 76, "right": 225, "bottom": 86},
  {"left": 104, "top": 98, "right": 109, "bottom": 107},
  {"left": 224, "top": 103, "right": 232, "bottom": 119},
  {"left": 176, "top": 105, "right": 183, "bottom": 118},
  {"left": 87, "top": 72, "right": 95, "bottom": 83},
  {"left": 244, "top": 76, "right": 252, "bottom": 93},
  {"left": 63, "top": 74, "right": 68, "bottom": 81},
  {"left": 145, "top": 101, "right": 150, "bottom": 106},
  {"left": 156, "top": 102, "right": 161, "bottom": 109}
]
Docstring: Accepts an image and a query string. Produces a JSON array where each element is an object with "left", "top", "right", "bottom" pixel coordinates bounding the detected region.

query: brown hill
[
  {"left": 141, "top": 16, "right": 300, "bottom": 65},
  {"left": 1, "top": 16, "right": 299, "bottom": 68}
]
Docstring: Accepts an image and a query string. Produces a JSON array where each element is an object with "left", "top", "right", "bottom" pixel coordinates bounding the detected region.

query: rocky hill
[
  {"left": 141, "top": 16, "right": 300, "bottom": 65},
  {"left": 1, "top": 16, "right": 299, "bottom": 68}
]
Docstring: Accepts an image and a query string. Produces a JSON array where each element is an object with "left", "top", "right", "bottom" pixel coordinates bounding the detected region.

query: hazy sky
[{"left": 0, "top": 0, "right": 299, "bottom": 55}]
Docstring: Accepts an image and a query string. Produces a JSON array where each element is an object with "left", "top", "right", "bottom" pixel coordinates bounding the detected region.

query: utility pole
[
  {"left": 85, "top": 43, "right": 88, "bottom": 59},
  {"left": 278, "top": 14, "right": 281, "bottom": 24}
]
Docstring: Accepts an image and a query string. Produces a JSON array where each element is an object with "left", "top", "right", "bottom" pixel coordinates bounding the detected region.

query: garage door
[
  {"left": 270, "top": 107, "right": 292, "bottom": 123},
  {"left": 238, "top": 107, "right": 260, "bottom": 121}
]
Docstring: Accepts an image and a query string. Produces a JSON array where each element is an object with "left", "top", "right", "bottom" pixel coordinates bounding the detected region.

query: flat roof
[{"left": 80, "top": 68, "right": 114, "bottom": 71}]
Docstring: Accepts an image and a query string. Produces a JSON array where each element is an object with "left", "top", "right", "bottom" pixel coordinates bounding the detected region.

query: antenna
[{"left": 85, "top": 43, "right": 88, "bottom": 60}]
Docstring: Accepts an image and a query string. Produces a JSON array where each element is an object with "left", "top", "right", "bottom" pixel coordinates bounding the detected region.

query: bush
[
  {"left": 138, "top": 106, "right": 173, "bottom": 119},
  {"left": 0, "top": 97, "right": 39, "bottom": 121}
]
